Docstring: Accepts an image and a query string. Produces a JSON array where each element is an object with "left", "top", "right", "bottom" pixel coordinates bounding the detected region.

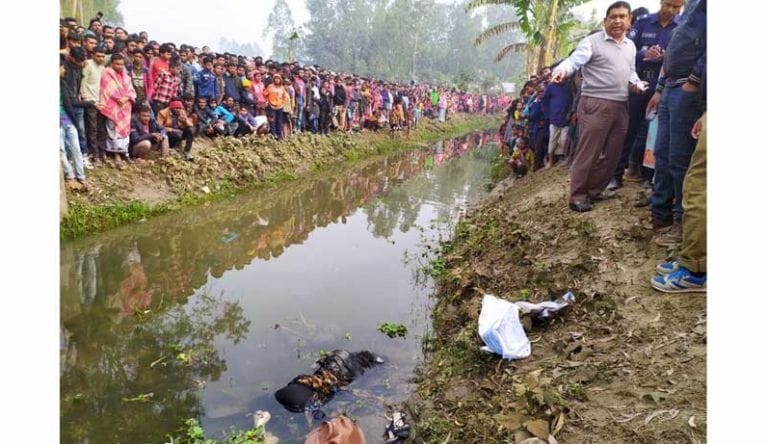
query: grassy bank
[
  {"left": 405, "top": 168, "right": 706, "bottom": 443},
  {"left": 61, "top": 114, "right": 500, "bottom": 240}
]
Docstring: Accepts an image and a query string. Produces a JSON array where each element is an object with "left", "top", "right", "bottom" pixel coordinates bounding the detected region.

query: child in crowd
[{"left": 509, "top": 136, "right": 533, "bottom": 178}]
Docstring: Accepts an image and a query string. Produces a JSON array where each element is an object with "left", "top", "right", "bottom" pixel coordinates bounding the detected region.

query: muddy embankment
[
  {"left": 61, "top": 114, "right": 500, "bottom": 240},
  {"left": 406, "top": 167, "right": 706, "bottom": 443}
]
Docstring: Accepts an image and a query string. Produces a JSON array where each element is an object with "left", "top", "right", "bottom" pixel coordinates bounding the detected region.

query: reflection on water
[{"left": 60, "top": 132, "right": 499, "bottom": 443}]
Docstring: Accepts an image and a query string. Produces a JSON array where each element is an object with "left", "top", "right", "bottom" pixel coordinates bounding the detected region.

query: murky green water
[{"left": 60, "top": 131, "right": 499, "bottom": 443}]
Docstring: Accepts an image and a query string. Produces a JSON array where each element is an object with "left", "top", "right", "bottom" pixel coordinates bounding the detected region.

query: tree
[
  {"left": 264, "top": 0, "right": 296, "bottom": 61},
  {"left": 60, "top": 0, "right": 124, "bottom": 26},
  {"left": 301, "top": 0, "right": 524, "bottom": 86},
  {"left": 219, "top": 37, "right": 266, "bottom": 58},
  {"left": 467, "top": 0, "right": 588, "bottom": 75}
]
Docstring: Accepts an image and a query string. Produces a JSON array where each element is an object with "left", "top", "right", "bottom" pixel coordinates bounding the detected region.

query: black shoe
[
  {"left": 607, "top": 177, "right": 623, "bottom": 191},
  {"left": 569, "top": 200, "right": 592, "bottom": 212},
  {"left": 590, "top": 189, "right": 616, "bottom": 202}
]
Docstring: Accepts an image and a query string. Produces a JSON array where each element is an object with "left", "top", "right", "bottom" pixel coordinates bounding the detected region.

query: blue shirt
[
  {"left": 213, "top": 105, "right": 235, "bottom": 123},
  {"left": 631, "top": 13, "right": 679, "bottom": 87},
  {"left": 662, "top": 0, "right": 706, "bottom": 87},
  {"left": 223, "top": 73, "right": 242, "bottom": 102},
  {"left": 540, "top": 82, "right": 572, "bottom": 128},
  {"left": 195, "top": 69, "right": 217, "bottom": 99}
]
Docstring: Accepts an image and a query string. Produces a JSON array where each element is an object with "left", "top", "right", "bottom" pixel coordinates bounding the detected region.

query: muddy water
[{"left": 60, "top": 131, "right": 499, "bottom": 443}]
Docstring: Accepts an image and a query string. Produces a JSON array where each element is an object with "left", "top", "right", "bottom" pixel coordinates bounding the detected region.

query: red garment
[
  {"left": 146, "top": 58, "right": 169, "bottom": 100},
  {"left": 151, "top": 71, "right": 181, "bottom": 105},
  {"left": 100, "top": 66, "right": 137, "bottom": 138}
]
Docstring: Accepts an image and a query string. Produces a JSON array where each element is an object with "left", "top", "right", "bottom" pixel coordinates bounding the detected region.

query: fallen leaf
[
  {"left": 642, "top": 391, "right": 669, "bottom": 404},
  {"left": 614, "top": 413, "right": 641, "bottom": 424},
  {"left": 644, "top": 409, "right": 679, "bottom": 425},
  {"left": 688, "top": 416, "right": 696, "bottom": 428},
  {"left": 493, "top": 412, "right": 523, "bottom": 431},
  {"left": 551, "top": 412, "right": 565, "bottom": 436},
  {"left": 525, "top": 419, "right": 550, "bottom": 440}
]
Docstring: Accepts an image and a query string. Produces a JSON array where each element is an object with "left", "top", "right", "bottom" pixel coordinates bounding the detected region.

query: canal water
[{"left": 60, "top": 131, "right": 499, "bottom": 443}]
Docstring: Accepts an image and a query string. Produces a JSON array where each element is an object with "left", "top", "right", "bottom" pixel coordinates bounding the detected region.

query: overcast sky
[{"left": 119, "top": 0, "right": 664, "bottom": 56}]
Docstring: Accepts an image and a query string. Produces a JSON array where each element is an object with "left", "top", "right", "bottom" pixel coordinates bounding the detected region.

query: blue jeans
[
  {"left": 651, "top": 86, "right": 701, "bottom": 223},
  {"left": 438, "top": 107, "right": 446, "bottom": 122},
  {"left": 73, "top": 107, "right": 87, "bottom": 155},
  {"left": 295, "top": 95, "right": 305, "bottom": 131},
  {"left": 60, "top": 122, "right": 85, "bottom": 181}
]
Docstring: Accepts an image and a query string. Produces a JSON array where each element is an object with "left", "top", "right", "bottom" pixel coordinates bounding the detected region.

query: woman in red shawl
[{"left": 99, "top": 54, "right": 137, "bottom": 167}]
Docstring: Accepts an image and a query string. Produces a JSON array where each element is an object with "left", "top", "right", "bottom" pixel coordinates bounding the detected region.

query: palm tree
[{"left": 467, "top": 0, "right": 587, "bottom": 75}]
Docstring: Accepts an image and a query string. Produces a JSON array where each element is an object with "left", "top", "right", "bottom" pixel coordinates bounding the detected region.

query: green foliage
[
  {"left": 60, "top": 0, "right": 124, "bottom": 25},
  {"left": 489, "top": 153, "right": 510, "bottom": 182},
  {"left": 468, "top": 0, "right": 589, "bottom": 71},
  {"left": 61, "top": 290, "right": 252, "bottom": 443},
  {"left": 377, "top": 322, "right": 408, "bottom": 338},
  {"left": 423, "top": 257, "right": 447, "bottom": 278},
  {"left": 303, "top": 0, "right": 523, "bottom": 86},
  {"left": 167, "top": 418, "right": 265, "bottom": 444},
  {"left": 264, "top": 0, "right": 302, "bottom": 61}
]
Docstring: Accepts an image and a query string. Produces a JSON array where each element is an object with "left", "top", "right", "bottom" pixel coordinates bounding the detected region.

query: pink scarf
[{"left": 100, "top": 67, "right": 136, "bottom": 138}]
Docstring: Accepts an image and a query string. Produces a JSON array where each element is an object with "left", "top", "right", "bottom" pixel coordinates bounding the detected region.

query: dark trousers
[
  {"left": 650, "top": 86, "right": 701, "bottom": 224},
  {"left": 168, "top": 128, "right": 194, "bottom": 153},
  {"left": 613, "top": 90, "right": 652, "bottom": 180},
  {"left": 319, "top": 110, "right": 331, "bottom": 134},
  {"left": 233, "top": 123, "right": 254, "bottom": 137},
  {"left": 268, "top": 107, "right": 284, "bottom": 140},
  {"left": 533, "top": 127, "right": 549, "bottom": 171},
  {"left": 151, "top": 100, "right": 168, "bottom": 116},
  {"left": 512, "top": 162, "right": 528, "bottom": 177},
  {"left": 84, "top": 105, "right": 107, "bottom": 159},
  {"left": 569, "top": 96, "right": 628, "bottom": 203}
]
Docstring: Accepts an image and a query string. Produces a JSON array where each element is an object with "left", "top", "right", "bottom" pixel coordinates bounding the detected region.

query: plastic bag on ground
[
  {"left": 478, "top": 294, "right": 531, "bottom": 360},
  {"left": 478, "top": 292, "right": 576, "bottom": 360}
]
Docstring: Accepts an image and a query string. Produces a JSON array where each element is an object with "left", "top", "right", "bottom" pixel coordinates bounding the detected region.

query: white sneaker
[{"left": 83, "top": 157, "right": 94, "bottom": 170}]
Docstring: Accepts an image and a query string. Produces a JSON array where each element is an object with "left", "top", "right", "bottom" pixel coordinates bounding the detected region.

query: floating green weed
[{"left": 377, "top": 322, "right": 408, "bottom": 338}]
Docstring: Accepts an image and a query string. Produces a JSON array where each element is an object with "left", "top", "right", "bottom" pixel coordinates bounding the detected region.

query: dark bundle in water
[{"left": 274, "top": 350, "right": 383, "bottom": 414}]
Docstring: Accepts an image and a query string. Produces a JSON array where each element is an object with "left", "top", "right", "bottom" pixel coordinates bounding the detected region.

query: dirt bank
[
  {"left": 61, "top": 114, "right": 500, "bottom": 240},
  {"left": 406, "top": 166, "right": 706, "bottom": 443}
]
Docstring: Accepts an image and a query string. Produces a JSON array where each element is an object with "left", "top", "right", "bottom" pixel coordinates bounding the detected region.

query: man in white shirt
[
  {"left": 81, "top": 47, "right": 108, "bottom": 166},
  {"left": 551, "top": 1, "right": 647, "bottom": 212}
]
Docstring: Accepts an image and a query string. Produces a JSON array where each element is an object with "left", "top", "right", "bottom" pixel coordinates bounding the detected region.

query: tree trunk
[
  {"left": 526, "top": 44, "right": 539, "bottom": 77},
  {"left": 538, "top": 0, "right": 560, "bottom": 73}
]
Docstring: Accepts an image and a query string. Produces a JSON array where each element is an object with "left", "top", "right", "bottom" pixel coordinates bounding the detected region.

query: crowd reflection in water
[{"left": 60, "top": 131, "right": 494, "bottom": 443}]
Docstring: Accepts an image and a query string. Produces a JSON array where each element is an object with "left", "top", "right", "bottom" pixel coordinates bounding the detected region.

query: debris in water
[
  {"left": 384, "top": 410, "right": 411, "bottom": 444},
  {"left": 274, "top": 350, "right": 382, "bottom": 415},
  {"left": 377, "top": 323, "right": 408, "bottom": 338}
]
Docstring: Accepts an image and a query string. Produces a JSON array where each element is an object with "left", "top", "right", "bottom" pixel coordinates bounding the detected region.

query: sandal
[{"left": 77, "top": 179, "right": 92, "bottom": 192}]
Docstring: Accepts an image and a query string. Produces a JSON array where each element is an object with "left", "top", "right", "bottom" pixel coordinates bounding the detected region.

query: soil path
[{"left": 408, "top": 167, "right": 706, "bottom": 444}]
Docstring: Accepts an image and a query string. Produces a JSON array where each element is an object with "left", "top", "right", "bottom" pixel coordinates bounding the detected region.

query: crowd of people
[
  {"left": 498, "top": 0, "right": 706, "bottom": 292},
  {"left": 59, "top": 13, "right": 508, "bottom": 192}
]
